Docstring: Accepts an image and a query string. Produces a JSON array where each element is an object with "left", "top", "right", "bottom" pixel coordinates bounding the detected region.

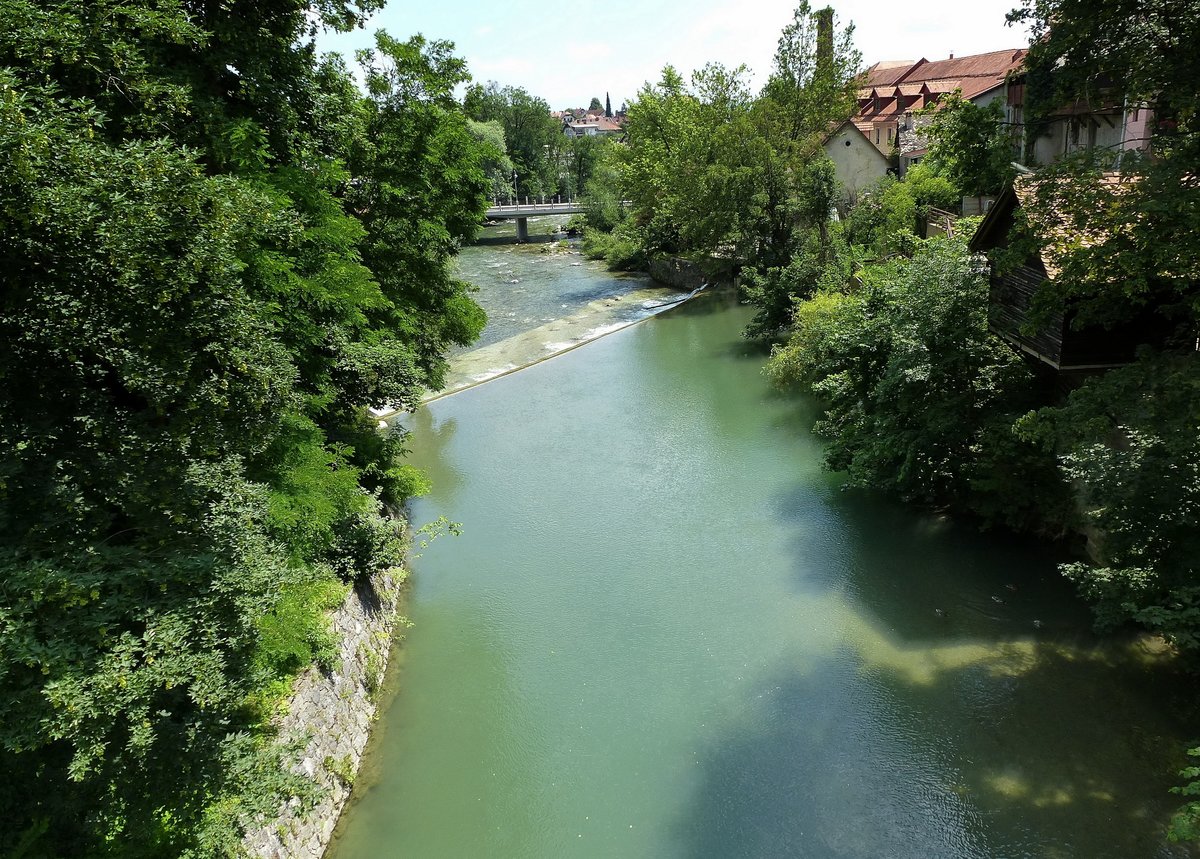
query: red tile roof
[{"left": 852, "top": 48, "right": 1026, "bottom": 133}]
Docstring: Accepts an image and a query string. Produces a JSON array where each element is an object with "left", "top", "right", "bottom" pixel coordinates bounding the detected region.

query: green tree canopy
[
  {"left": 0, "top": 2, "right": 488, "bottom": 854},
  {"left": 919, "top": 92, "right": 1016, "bottom": 196},
  {"left": 463, "top": 81, "right": 562, "bottom": 196}
]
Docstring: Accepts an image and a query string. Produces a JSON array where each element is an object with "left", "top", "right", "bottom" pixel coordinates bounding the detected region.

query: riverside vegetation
[
  {"left": 579, "top": 0, "right": 1200, "bottom": 839},
  {"left": 0, "top": 1, "right": 498, "bottom": 855},
  {"left": 2, "top": 0, "right": 1197, "bottom": 855}
]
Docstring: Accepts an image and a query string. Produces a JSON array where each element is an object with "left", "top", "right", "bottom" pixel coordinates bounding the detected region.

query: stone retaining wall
[
  {"left": 649, "top": 256, "right": 731, "bottom": 290},
  {"left": 241, "top": 568, "right": 406, "bottom": 859}
]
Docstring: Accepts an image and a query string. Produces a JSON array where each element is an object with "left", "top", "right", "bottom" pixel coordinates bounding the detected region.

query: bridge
[{"left": 484, "top": 201, "right": 584, "bottom": 241}]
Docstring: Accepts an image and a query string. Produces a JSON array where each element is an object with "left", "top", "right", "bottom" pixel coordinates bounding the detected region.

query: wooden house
[{"left": 969, "top": 175, "right": 1159, "bottom": 372}]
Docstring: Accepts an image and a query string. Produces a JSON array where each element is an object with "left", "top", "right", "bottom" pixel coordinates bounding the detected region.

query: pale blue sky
[{"left": 316, "top": 0, "right": 1032, "bottom": 108}]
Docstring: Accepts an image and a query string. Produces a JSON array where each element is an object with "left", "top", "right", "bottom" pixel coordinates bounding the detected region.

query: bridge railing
[
  {"left": 487, "top": 200, "right": 579, "bottom": 211},
  {"left": 484, "top": 200, "right": 630, "bottom": 213}
]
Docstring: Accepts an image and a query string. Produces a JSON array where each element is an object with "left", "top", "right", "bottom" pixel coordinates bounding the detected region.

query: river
[{"left": 330, "top": 223, "right": 1196, "bottom": 858}]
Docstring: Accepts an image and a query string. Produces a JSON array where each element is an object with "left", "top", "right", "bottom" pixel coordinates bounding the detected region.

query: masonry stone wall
[
  {"left": 649, "top": 257, "right": 732, "bottom": 290},
  {"left": 241, "top": 568, "right": 405, "bottom": 859}
]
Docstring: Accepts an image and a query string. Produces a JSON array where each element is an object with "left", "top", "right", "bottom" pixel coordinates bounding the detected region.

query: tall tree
[
  {"left": 463, "top": 81, "right": 562, "bottom": 196},
  {"left": 0, "top": 2, "right": 489, "bottom": 854},
  {"left": 760, "top": 2, "right": 861, "bottom": 148}
]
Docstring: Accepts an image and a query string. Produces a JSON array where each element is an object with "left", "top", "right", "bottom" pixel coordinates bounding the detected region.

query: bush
[
  {"left": 768, "top": 234, "right": 1060, "bottom": 518},
  {"left": 581, "top": 223, "right": 648, "bottom": 271}
]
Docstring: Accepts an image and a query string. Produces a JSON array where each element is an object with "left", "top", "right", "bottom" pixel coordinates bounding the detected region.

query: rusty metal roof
[
  {"left": 863, "top": 60, "right": 920, "bottom": 87},
  {"left": 902, "top": 49, "right": 1026, "bottom": 83}
]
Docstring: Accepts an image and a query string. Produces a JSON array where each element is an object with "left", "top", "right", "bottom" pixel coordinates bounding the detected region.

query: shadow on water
[
  {"left": 673, "top": 646, "right": 1195, "bottom": 859},
  {"left": 473, "top": 231, "right": 565, "bottom": 247},
  {"left": 400, "top": 408, "right": 466, "bottom": 507},
  {"left": 783, "top": 486, "right": 1089, "bottom": 638},
  {"left": 673, "top": 482, "right": 1200, "bottom": 859}
]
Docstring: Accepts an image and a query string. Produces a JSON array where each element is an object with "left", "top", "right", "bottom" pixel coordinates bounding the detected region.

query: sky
[{"left": 316, "top": 0, "right": 1032, "bottom": 109}]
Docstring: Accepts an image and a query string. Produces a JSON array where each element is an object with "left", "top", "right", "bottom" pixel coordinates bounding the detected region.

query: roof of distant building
[
  {"left": 853, "top": 48, "right": 1026, "bottom": 128},
  {"left": 909, "top": 49, "right": 1026, "bottom": 84},
  {"left": 863, "top": 60, "right": 919, "bottom": 88}
]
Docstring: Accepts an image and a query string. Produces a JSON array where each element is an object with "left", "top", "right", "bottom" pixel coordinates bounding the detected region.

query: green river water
[{"left": 331, "top": 228, "right": 1196, "bottom": 858}]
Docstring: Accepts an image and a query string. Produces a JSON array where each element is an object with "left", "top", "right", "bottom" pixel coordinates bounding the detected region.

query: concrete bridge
[{"left": 484, "top": 201, "right": 584, "bottom": 241}]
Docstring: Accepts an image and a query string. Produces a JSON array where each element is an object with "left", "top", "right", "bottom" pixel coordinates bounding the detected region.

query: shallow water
[
  {"left": 454, "top": 216, "right": 661, "bottom": 352},
  {"left": 332, "top": 266, "right": 1196, "bottom": 857}
]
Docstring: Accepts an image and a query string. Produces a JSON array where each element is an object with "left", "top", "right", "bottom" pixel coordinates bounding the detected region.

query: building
[
  {"left": 822, "top": 119, "right": 892, "bottom": 205},
  {"left": 1004, "top": 73, "right": 1155, "bottom": 165},
  {"left": 969, "top": 174, "right": 1159, "bottom": 372},
  {"left": 854, "top": 50, "right": 1029, "bottom": 176},
  {"left": 562, "top": 115, "right": 624, "bottom": 138}
]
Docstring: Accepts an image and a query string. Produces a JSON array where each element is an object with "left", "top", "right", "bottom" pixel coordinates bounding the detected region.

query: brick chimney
[{"left": 816, "top": 6, "right": 834, "bottom": 73}]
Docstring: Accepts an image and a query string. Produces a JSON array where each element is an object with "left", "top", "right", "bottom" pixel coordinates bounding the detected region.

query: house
[
  {"left": 969, "top": 174, "right": 1159, "bottom": 371},
  {"left": 562, "top": 115, "right": 624, "bottom": 138},
  {"left": 822, "top": 120, "right": 892, "bottom": 205},
  {"left": 851, "top": 50, "right": 1028, "bottom": 177},
  {"left": 1003, "top": 72, "right": 1155, "bottom": 165}
]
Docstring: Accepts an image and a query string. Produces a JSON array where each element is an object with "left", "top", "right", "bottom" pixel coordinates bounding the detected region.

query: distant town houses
[
  {"left": 830, "top": 49, "right": 1156, "bottom": 194},
  {"left": 824, "top": 47, "right": 1156, "bottom": 205},
  {"left": 824, "top": 49, "right": 1027, "bottom": 200},
  {"left": 553, "top": 107, "right": 627, "bottom": 138}
]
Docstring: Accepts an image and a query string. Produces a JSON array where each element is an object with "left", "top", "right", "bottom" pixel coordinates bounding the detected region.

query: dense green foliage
[
  {"left": 462, "top": 80, "right": 609, "bottom": 202},
  {"left": 766, "top": 231, "right": 1069, "bottom": 532},
  {"left": 1019, "top": 353, "right": 1200, "bottom": 643},
  {"left": 581, "top": 3, "right": 861, "bottom": 336},
  {"left": 918, "top": 93, "right": 1017, "bottom": 196},
  {"left": 463, "top": 81, "right": 561, "bottom": 197},
  {"left": 0, "top": 1, "right": 488, "bottom": 854}
]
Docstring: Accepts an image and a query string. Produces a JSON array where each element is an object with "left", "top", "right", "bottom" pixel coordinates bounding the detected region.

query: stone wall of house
[{"left": 241, "top": 568, "right": 406, "bottom": 859}]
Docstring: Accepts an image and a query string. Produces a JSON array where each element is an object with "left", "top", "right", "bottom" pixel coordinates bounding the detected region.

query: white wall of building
[{"left": 824, "top": 125, "right": 891, "bottom": 203}]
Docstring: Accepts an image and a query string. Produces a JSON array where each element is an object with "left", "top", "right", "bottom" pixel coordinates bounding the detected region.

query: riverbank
[{"left": 241, "top": 568, "right": 407, "bottom": 859}]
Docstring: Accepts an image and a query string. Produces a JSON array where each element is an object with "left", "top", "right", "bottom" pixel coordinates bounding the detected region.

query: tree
[
  {"left": 605, "top": 92, "right": 613, "bottom": 117},
  {"left": 589, "top": 96, "right": 603, "bottom": 111},
  {"left": 919, "top": 92, "right": 1016, "bottom": 197},
  {"left": 0, "top": 3, "right": 488, "bottom": 854},
  {"left": 563, "top": 134, "right": 608, "bottom": 199},
  {"left": 585, "top": 4, "right": 862, "bottom": 339},
  {"left": 467, "top": 119, "right": 516, "bottom": 200},
  {"left": 353, "top": 32, "right": 490, "bottom": 396},
  {"left": 766, "top": 235, "right": 1057, "bottom": 524},
  {"left": 738, "top": 3, "right": 860, "bottom": 335},
  {"left": 1018, "top": 353, "right": 1200, "bottom": 647},
  {"left": 463, "top": 81, "right": 562, "bottom": 196},
  {"left": 760, "top": 2, "right": 861, "bottom": 148}
]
